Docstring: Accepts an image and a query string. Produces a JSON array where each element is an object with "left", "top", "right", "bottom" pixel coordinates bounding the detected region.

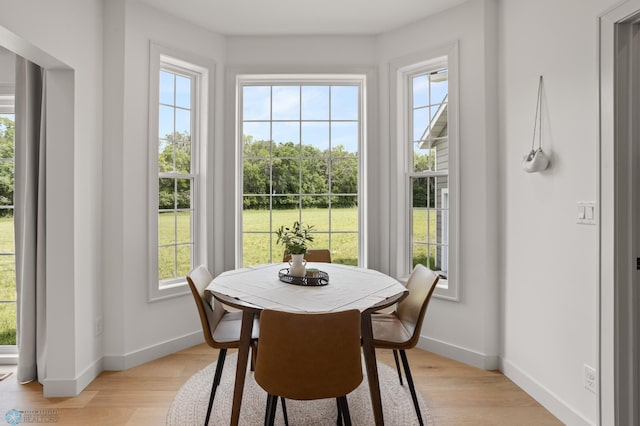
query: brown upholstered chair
[
  {"left": 254, "top": 309, "right": 363, "bottom": 426},
  {"left": 371, "top": 264, "right": 439, "bottom": 426},
  {"left": 282, "top": 248, "right": 331, "bottom": 263},
  {"left": 186, "top": 265, "right": 259, "bottom": 426}
]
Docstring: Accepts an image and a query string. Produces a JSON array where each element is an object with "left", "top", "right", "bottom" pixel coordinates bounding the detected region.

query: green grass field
[
  {"left": 158, "top": 211, "right": 193, "bottom": 281},
  {"left": 411, "top": 208, "right": 444, "bottom": 270},
  {"left": 0, "top": 214, "right": 16, "bottom": 345},
  {"left": 1, "top": 207, "right": 439, "bottom": 346},
  {"left": 242, "top": 207, "right": 359, "bottom": 266},
  {"left": 157, "top": 208, "right": 360, "bottom": 276}
]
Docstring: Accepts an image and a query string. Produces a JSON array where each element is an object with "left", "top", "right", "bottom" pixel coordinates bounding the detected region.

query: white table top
[{"left": 206, "top": 263, "right": 407, "bottom": 313}]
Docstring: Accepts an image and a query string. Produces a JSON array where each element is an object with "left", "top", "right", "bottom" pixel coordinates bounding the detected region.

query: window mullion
[
  {"left": 240, "top": 78, "right": 362, "bottom": 267},
  {"left": 159, "top": 172, "right": 194, "bottom": 179}
]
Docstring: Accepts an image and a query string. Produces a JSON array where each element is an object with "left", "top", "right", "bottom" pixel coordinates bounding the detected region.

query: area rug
[{"left": 167, "top": 353, "right": 434, "bottom": 425}]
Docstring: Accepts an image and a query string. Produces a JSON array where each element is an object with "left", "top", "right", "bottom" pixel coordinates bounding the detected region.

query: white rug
[{"left": 167, "top": 353, "right": 434, "bottom": 425}]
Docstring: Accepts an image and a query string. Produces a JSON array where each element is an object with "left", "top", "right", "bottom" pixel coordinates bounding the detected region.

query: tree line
[
  {"left": 156, "top": 132, "right": 436, "bottom": 211},
  {"left": 242, "top": 135, "right": 358, "bottom": 210},
  {"left": 3, "top": 121, "right": 433, "bottom": 216},
  {"left": 0, "top": 117, "right": 13, "bottom": 217}
]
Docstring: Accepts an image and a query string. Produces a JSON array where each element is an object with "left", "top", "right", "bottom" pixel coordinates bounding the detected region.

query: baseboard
[
  {"left": 416, "top": 338, "right": 593, "bottom": 425},
  {"left": 103, "top": 330, "right": 203, "bottom": 371},
  {"left": 501, "top": 358, "right": 594, "bottom": 426},
  {"left": 38, "top": 331, "right": 203, "bottom": 397},
  {"left": 417, "top": 335, "right": 500, "bottom": 370},
  {"left": 43, "top": 357, "right": 104, "bottom": 397}
]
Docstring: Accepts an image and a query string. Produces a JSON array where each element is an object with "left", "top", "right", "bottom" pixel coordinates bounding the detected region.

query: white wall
[
  {"left": 499, "top": 0, "right": 617, "bottom": 424},
  {"left": 0, "top": 0, "right": 104, "bottom": 395},
  {"left": 101, "top": 0, "right": 225, "bottom": 368},
  {"left": 377, "top": 0, "right": 500, "bottom": 369},
  {"left": 0, "top": 2, "right": 623, "bottom": 419},
  {"left": 0, "top": 47, "right": 14, "bottom": 83}
]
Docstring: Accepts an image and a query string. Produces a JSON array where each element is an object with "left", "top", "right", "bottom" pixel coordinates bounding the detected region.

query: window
[
  {"left": 394, "top": 44, "right": 459, "bottom": 300},
  {"left": 410, "top": 68, "right": 449, "bottom": 272},
  {"left": 0, "top": 85, "right": 16, "bottom": 350},
  {"left": 238, "top": 76, "right": 364, "bottom": 267},
  {"left": 149, "top": 44, "right": 211, "bottom": 301}
]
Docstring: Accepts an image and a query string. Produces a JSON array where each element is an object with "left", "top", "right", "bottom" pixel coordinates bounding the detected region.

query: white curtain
[{"left": 14, "top": 57, "right": 46, "bottom": 384}]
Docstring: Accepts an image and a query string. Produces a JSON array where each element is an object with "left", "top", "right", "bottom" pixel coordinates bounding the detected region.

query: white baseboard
[
  {"left": 501, "top": 358, "right": 594, "bottom": 426},
  {"left": 43, "top": 357, "right": 104, "bottom": 397},
  {"left": 41, "top": 331, "right": 203, "bottom": 397},
  {"left": 417, "top": 335, "right": 500, "bottom": 370},
  {"left": 417, "top": 337, "right": 593, "bottom": 425},
  {"left": 103, "top": 331, "right": 203, "bottom": 371}
]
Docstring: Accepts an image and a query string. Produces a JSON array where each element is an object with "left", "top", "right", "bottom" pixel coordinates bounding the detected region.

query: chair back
[
  {"left": 255, "top": 309, "right": 362, "bottom": 400},
  {"left": 283, "top": 249, "right": 331, "bottom": 263},
  {"left": 396, "top": 264, "right": 440, "bottom": 348},
  {"left": 186, "top": 265, "right": 226, "bottom": 348}
]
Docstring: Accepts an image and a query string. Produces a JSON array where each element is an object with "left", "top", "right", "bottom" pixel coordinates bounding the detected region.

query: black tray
[{"left": 278, "top": 268, "right": 329, "bottom": 286}]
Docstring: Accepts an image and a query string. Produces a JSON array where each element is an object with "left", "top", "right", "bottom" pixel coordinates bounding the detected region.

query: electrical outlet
[{"left": 584, "top": 364, "right": 596, "bottom": 393}]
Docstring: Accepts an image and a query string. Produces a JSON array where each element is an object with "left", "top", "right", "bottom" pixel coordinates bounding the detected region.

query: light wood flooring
[{"left": 0, "top": 344, "right": 562, "bottom": 425}]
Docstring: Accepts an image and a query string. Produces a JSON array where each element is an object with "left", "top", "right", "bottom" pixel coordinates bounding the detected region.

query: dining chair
[
  {"left": 186, "top": 265, "right": 260, "bottom": 426},
  {"left": 282, "top": 248, "right": 331, "bottom": 263},
  {"left": 370, "top": 263, "right": 439, "bottom": 426},
  {"left": 254, "top": 309, "right": 363, "bottom": 426}
]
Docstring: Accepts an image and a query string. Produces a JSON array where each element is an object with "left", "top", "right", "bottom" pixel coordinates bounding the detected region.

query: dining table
[{"left": 206, "top": 262, "right": 408, "bottom": 426}]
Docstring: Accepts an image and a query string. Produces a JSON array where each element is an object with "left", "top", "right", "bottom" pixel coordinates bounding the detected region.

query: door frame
[{"left": 599, "top": 1, "right": 640, "bottom": 424}]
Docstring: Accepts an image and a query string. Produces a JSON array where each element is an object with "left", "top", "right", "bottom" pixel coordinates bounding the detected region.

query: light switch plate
[{"left": 577, "top": 202, "right": 597, "bottom": 225}]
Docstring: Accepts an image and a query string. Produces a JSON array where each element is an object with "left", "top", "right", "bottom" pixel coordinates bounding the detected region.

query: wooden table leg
[
  {"left": 230, "top": 310, "right": 254, "bottom": 426},
  {"left": 361, "top": 311, "right": 384, "bottom": 426}
]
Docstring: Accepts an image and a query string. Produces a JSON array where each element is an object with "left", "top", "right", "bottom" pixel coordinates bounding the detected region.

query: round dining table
[{"left": 206, "top": 262, "right": 408, "bottom": 426}]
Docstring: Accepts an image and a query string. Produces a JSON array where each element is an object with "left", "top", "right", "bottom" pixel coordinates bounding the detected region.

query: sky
[
  {"left": 157, "top": 73, "right": 449, "bottom": 163},
  {"left": 242, "top": 85, "right": 360, "bottom": 154},
  {"left": 412, "top": 70, "right": 448, "bottom": 147},
  {"left": 159, "top": 71, "right": 191, "bottom": 144}
]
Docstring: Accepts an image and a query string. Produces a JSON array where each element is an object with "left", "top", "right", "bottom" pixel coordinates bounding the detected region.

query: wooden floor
[{"left": 0, "top": 344, "right": 562, "bottom": 425}]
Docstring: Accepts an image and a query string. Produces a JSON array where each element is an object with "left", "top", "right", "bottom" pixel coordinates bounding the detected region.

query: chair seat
[
  {"left": 212, "top": 310, "right": 260, "bottom": 343},
  {"left": 371, "top": 313, "right": 412, "bottom": 348}
]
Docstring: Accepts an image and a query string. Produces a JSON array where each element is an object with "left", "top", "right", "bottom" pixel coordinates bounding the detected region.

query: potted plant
[{"left": 276, "top": 221, "right": 314, "bottom": 277}]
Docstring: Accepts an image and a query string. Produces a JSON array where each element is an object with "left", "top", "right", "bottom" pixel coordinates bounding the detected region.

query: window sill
[
  {"left": 397, "top": 274, "right": 459, "bottom": 302},
  {"left": 149, "top": 279, "right": 190, "bottom": 303}
]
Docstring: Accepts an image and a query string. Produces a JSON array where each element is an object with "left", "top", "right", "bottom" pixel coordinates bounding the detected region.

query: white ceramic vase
[{"left": 288, "top": 254, "right": 307, "bottom": 277}]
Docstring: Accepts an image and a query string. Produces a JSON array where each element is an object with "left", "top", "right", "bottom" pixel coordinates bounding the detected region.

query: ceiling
[{"left": 138, "top": 0, "right": 468, "bottom": 36}]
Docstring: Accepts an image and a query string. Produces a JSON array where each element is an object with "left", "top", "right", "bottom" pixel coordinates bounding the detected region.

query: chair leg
[
  {"left": 392, "top": 349, "right": 404, "bottom": 385},
  {"left": 337, "top": 396, "right": 352, "bottom": 426},
  {"left": 264, "top": 394, "right": 272, "bottom": 426},
  {"left": 399, "top": 349, "right": 423, "bottom": 426},
  {"left": 205, "top": 348, "right": 227, "bottom": 426},
  {"left": 336, "top": 398, "right": 343, "bottom": 425},
  {"left": 264, "top": 394, "right": 278, "bottom": 426},
  {"left": 250, "top": 340, "right": 257, "bottom": 372},
  {"left": 280, "top": 397, "right": 289, "bottom": 426}
]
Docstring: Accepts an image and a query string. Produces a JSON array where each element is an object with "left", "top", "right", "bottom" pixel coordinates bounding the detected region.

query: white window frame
[
  {"left": 235, "top": 74, "right": 367, "bottom": 267},
  {"left": 0, "top": 83, "right": 17, "bottom": 361},
  {"left": 147, "top": 43, "right": 213, "bottom": 302},
  {"left": 391, "top": 43, "right": 460, "bottom": 301}
]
